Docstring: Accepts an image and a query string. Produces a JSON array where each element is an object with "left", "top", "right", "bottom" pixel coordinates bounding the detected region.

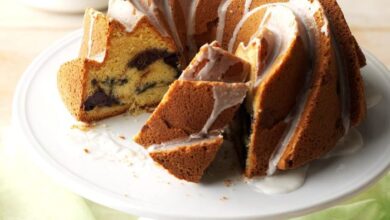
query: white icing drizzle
[
  {"left": 251, "top": 6, "right": 299, "bottom": 87},
  {"left": 265, "top": 0, "right": 331, "bottom": 176},
  {"left": 186, "top": 0, "right": 200, "bottom": 57},
  {"left": 108, "top": 0, "right": 169, "bottom": 36},
  {"left": 228, "top": 5, "right": 269, "bottom": 52},
  {"left": 89, "top": 52, "right": 106, "bottom": 63},
  {"left": 129, "top": 0, "right": 169, "bottom": 36},
  {"left": 244, "top": 0, "right": 253, "bottom": 14},
  {"left": 180, "top": 43, "right": 240, "bottom": 81},
  {"left": 216, "top": 0, "right": 233, "bottom": 44},
  {"left": 321, "top": 18, "right": 329, "bottom": 34},
  {"left": 267, "top": 87, "right": 309, "bottom": 176},
  {"left": 248, "top": 7, "right": 273, "bottom": 42},
  {"left": 86, "top": 11, "right": 98, "bottom": 59},
  {"left": 107, "top": 0, "right": 144, "bottom": 32},
  {"left": 228, "top": 0, "right": 329, "bottom": 52},
  {"left": 289, "top": 0, "right": 329, "bottom": 35},
  {"left": 247, "top": 166, "right": 308, "bottom": 194},
  {"left": 236, "top": 39, "right": 262, "bottom": 80},
  {"left": 147, "top": 134, "right": 222, "bottom": 152},
  {"left": 198, "top": 85, "right": 248, "bottom": 135},
  {"left": 85, "top": 10, "right": 106, "bottom": 63},
  {"left": 161, "top": 0, "right": 183, "bottom": 53},
  {"left": 193, "top": 44, "right": 220, "bottom": 80},
  {"left": 323, "top": 128, "right": 363, "bottom": 159}
]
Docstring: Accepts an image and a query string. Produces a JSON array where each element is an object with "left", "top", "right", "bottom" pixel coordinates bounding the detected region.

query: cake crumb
[
  {"left": 118, "top": 135, "right": 126, "bottom": 140},
  {"left": 224, "top": 179, "right": 232, "bottom": 187},
  {"left": 220, "top": 196, "right": 229, "bottom": 201},
  {"left": 83, "top": 148, "right": 90, "bottom": 154},
  {"left": 71, "top": 123, "right": 95, "bottom": 132}
]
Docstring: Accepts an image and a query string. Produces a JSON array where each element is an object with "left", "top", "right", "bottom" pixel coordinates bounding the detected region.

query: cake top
[
  {"left": 180, "top": 41, "right": 249, "bottom": 83},
  {"left": 108, "top": 0, "right": 169, "bottom": 36}
]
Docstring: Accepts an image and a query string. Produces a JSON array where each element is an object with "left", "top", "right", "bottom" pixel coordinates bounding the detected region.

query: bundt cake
[{"left": 57, "top": 0, "right": 367, "bottom": 182}]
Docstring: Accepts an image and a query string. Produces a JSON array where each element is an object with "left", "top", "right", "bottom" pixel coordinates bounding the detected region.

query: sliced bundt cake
[
  {"left": 58, "top": 2, "right": 180, "bottom": 122},
  {"left": 57, "top": 0, "right": 367, "bottom": 182}
]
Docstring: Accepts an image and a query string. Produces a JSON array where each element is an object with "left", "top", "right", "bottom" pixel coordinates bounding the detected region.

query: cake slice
[
  {"left": 134, "top": 42, "right": 250, "bottom": 146},
  {"left": 134, "top": 42, "right": 249, "bottom": 182},
  {"left": 149, "top": 135, "right": 223, "bottom": 182},
  {"left": 135, "top": 80, "right": 248, "bottom": 146},
  {"left": 58, "top": 2, "right": 180, "bottom": 122}
]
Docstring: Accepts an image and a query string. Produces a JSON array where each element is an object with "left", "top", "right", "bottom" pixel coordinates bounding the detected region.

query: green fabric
[
  {"left": 0, "top": 127, "right": 137, "bottom": 220},
  {"left": 0, "top": 126, "right": 389, "bottom": 220},
  {"left": 292, "top": 174, "right": 390, "bottom": 220}
]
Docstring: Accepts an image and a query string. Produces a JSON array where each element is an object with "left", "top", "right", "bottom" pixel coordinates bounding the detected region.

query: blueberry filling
[
  {"left": 83, "top": 48, "right": 181, "bottom": 112},
  {"left": 83, "top": 89, "right": 119, "bottom": 111},
  {"left": 128, "top": 49, "right": 180, "bottom": 71}
]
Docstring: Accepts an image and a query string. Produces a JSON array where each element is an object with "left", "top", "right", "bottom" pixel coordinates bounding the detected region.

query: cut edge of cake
[
  {"left": 58, "top": 7, "right": 180, "bottom": 122},
  {"left": 149, "top": 134, "right": 224, "bottom": 182}
]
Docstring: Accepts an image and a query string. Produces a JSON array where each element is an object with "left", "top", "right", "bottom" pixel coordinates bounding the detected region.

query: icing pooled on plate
[
  {"left": 323, "top": 128, "right": 364, "bottom": 159},
  {"left": 247, "top": 166, "right": 308, "bottom": 194}
]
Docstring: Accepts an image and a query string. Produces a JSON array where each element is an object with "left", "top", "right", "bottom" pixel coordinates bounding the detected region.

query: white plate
[{"left": 13, "top": 30, "right": 390, "bottom": 220}]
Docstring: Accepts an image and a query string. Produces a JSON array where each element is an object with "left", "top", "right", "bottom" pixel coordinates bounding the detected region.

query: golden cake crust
[
  {"left": 276, "top": 10, "right": 344, "bottom": 170},
  {"left": 58, "top": 58, "right": 88, "bottom": 121},
  {"left": 277, "top": 0, "right": 367, "bottom": 170},
  {"left": 58, "top": 58, "right": 132, "bottom": 122},
  {"left": 192, "top": 0, "right": 223, "bottom": 48},
  {"left": 242, "top": 35, "right": 311, "bottom": 177},
  {"left": 134, "top": 80, "right": 247, "bottom": 147},
  {"left": 219, "top": 0, "right": 289, "bottom": 49},
  {"left": 319, "top": 0, "right": 366, "bottom": 126},
  {"left": 182, "top": 42, "right": 250, "bottom": 83},
  {"left": 79, "top": 9, "right": 109, "bottom": 59},
  {"left": 149, "top": 136, "right": 223, "bottom": 182},
  {"left": 58, "top": 9, "right": 178, "bottom": 122}
]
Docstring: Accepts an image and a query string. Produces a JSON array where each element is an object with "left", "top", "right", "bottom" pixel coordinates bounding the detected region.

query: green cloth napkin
[
  {"left": 0, "top": 127, "right": 137, "bottom": 220},
  {"left": 0, "top": 126, "right": 389, "bottom": 220}
]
